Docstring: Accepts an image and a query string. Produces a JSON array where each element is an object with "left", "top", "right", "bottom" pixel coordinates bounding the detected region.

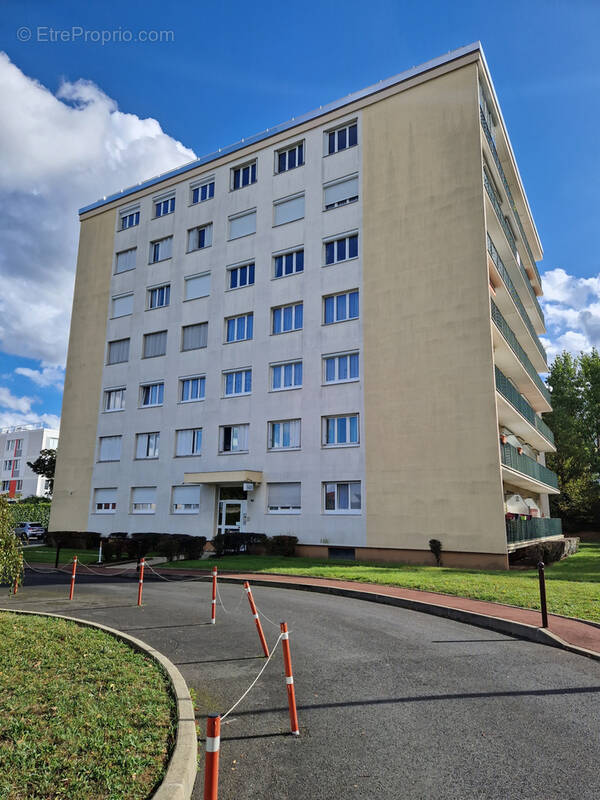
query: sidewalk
[{"left": 153, "top": 566, "right": 600, "bottom": 659}]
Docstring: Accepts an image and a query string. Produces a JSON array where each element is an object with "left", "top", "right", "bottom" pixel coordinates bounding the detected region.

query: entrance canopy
[{"left": 183, "top": 470, "right": 263, "bottom": 485}]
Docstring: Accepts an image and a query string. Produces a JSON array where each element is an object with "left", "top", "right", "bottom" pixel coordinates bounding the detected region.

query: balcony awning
[{"left": 183, "top": 470, "right": 263, "bottom": 485}]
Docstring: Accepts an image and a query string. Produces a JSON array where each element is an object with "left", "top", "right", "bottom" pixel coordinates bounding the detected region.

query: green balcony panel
[
  {"left": 505, "top": 516, "right": 562, "bottom": 544},
  {"left": 495, "top": 366, "right": 554, "bottom": 445},
  {"left": 500, "top": 441, "right": 559, "bottom": 489}
]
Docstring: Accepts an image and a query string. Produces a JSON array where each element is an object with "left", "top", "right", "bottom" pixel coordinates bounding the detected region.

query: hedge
[{"left": 9, "top": 504, "right": 51, "bottom": 529}]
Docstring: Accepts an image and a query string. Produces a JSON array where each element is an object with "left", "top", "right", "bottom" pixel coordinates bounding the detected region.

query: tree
[
  {"left": 27, "top": 448, "right": 56, "bottom": 494},
  {"left": 545, "top": 350, "right": 600, "bottom": 527},
  {"left": 0, "top": 495, "right": 23, "bottom": 590}
]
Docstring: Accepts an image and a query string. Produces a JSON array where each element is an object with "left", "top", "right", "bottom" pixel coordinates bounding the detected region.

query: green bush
[
  {"left": 9, "top": 503, "right": 51, "bottom": 530},
  {"left": 267, "top": 535, "right": 298, "bottom": 557}
]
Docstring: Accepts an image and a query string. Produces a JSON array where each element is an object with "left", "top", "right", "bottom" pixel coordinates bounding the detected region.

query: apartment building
[
  {"left": 51, "top": 42, "right": 561, "bottom": 568},
  {"left": 0, "top": 424, "right": 59, "bottom": 498}
]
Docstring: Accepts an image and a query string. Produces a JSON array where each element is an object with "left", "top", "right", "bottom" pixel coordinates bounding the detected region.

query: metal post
[{"left": 537, "top": 561, "right": 549, "bottom": 628}]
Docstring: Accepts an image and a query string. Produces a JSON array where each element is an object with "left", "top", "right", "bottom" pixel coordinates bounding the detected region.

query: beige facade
[{"left": 52, "top": 44, "right": 559, "bottom": 567}]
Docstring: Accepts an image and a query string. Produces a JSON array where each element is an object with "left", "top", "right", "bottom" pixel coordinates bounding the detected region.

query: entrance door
[{"left": 217, "top": 500, "right": 247, "bottom": 535}]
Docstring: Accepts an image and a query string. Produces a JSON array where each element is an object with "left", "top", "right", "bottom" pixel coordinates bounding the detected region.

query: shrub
[
  {"left": 181, "top": 536, "right": 206, "bottom": 561},
  {"left": 212, "top": 532, "right": 246, "bottom": 557},
  {"left": 429, "top": 538, "right": 443, "bottom": 567},
  {"left": 267, "top": 535, "right": 298, "bottom": 557},
  {"left": 246, "top": 533, "right": 268, "bottom": 555}
]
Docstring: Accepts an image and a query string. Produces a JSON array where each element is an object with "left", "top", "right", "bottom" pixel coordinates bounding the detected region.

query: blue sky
[{"left": 1, "top": 0, "right": 599, "bottom": 426}]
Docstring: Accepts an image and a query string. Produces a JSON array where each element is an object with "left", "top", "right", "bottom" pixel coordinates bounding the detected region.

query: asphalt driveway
[{"left": 4, "top": 571, "right": 600, "bottom": 799}]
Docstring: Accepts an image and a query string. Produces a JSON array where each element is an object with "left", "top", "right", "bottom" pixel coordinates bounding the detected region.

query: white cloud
[
  {"left": 0, "top": 411, "right": 60, "bottom": 431},
  {"left": 0, "top": 387, "right": 35, "bottom": 414},
  {"left": 541, "top": 267, "right": 600, "bottom": 361},
  {"left": 15, "top": 364, "right": 65, "bottom": 390},
  {"left": 0, "top": 52, "right": 196, "bottom": 367}
]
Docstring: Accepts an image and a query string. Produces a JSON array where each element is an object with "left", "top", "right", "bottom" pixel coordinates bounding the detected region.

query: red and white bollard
[
  {"left": 280, "top": 621, "right": 300, "bottom": 736},
  {"left": 137, "top": 557, "right": 145, "bottom": 607},
  {"left": 68, "top": 555, "right": 78, "bottom": 600},
  {"left": 204, "top": 714, "right": 221, "bottom": 800},
  {"left": 244, "top": 581, "right": 270, "bottom": 658},
  {"left": 211, "top": 566, "right": 217, "bottom": 625}
]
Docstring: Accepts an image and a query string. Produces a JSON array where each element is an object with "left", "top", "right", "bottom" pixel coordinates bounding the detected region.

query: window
[
  {"left": 154, "top": 195, "right": 175, "bottom": 217},
  {"left": 172, "top": 485, "right": 201, "bottom": 514},
  {"left": 324, "top": 352, "right": 359, "bottom": 383},
  {"left": 228, "top": 262, "right": 255, "bottom": 289},
  {"left": 324, "top": 481, "right": 361, "bottom": 512},
  {"left": 324, "top": 176, "right": 359, "bottom": 210},
  {"left": 326, "top": 121, "right": 358, "bottom": 155},
  {"left": 180, "top": 375, "right": 206, "bottom": 402},
  {"left": 224, "top": 369, "right": 252, "bottom": 397},
  {"left": 274, "top": 194, "right": 305, "bottom": 226},
  {"left": 46, "top": 437, "right": 58, "bottom": 449},
  {"left": 229, "top": 209, "right": 256, "bottom": 240},
  {"left": 98, "top": 436, "right": 122, "bottom": 462},
  {"left": 219, "top": 424, "right": 249, "bottom": 453},
  {"left": 268, "top": 420, "right": 301, "bottom": 450},
  {"left": 323, "top": 415, "right": 359, "bottom": 446},
  {"left": 323, "top": 290, "right": 359, "bottom": 324},
  {"left": 107, "top": 338, "right": 130, "bottom": 365},
  {"left": 187, "top": 223, "right": 213, "bottom": 252},
  {"left": 271, "top": 360, "right": 302, "bottom": 390},
  {"left": 3, "top": 461, "right": 12, "bottom": 471},
  {"left": 15, "top": 480, "right": 23, "bottom": 491},
  {"left": 94, "top": 488, "right": 117, "bottom": 513},
  {"left": 276, "top": 141, "right": 304, "bottom": 173},
  {"left": 274, "top": 248, "right": 304, "bottom": 278},
  {"left": 11, "top": 461, "right": 20, "bottom": 477},
  {"left": 143, "top": 330, "right": 167, "bottom": 358},
  {"left": 175, "top": 428, "right": 202, "bottom": 456},
  {"left": 104, "top": 387, "right": 126, "bottom": 411},
  {"left": 150, "top": 236, "right": 173, "bottom": 263},
  {"left": 325, "top": 233, "right": 358, "bottom": 265},
  {"left": 120, "top": 209, "right": 140, "bottom": 230},
  {"left": 112, "top": 293, "right": 134, "bottom": 318},
  {"left": 226, "top": 313, "right": 253, "bottom": 343},
  {"left": 136, "top": 432, "right": 160, "bottom": 459},
  {"left": 267, "top": 482, "right": 301, "bottom": 513},
  {"left": 148, "top": 284, "right": 170, "bottom": 309},
  {"left": 231, "top": 160, "right": 257, "bottom": 190},
  {"left": 140, "top": 382, "right": 164, "bottom": 407},
  {"left": 185, "top": 272, "right": 210, "bottom": 300},
  {"left": 115, "top": 247, "right": 136, "bottom": 273},
  {"left": 272, "top": 302, "right": 303, "bottom": 334},
  {"left": 1, "top": 481, "right": 9, "bottom": 492},
  {"left": 182, "top": 322, "right": 208, "bottom": 351},
  {"left": 131, "top": 487, "right": 156, "bottom": 514},
  {"left": 191, "top": 179, "right": 215, "bottom": 204}
]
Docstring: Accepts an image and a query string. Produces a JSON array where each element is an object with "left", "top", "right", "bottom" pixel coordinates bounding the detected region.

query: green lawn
[
  {"left": 162, "top": 542, "right": 600, "bottom": 623},
  {"left": 22, "top": 546, "right": 103, "bottom": 565},
  {"left": 0, "top": 612, "right": 175, "bottom": 800}
]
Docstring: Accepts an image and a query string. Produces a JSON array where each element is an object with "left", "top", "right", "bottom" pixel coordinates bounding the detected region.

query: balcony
[
  {"left": 480, "top": 107, "right": 541, "bottom": 288},
  {"left": 484, "top": 173, "right": 544, "bottom": 329},
  {"left": 500, "top": 441, "right": 559, "bottom": 493},
  {"left": 491, "top": 300, "right": 551, "bottom": 411},
  {"left": 488, "top": 234, "right": 546, "bottom": 370},
  {"left": 505, "top": 516, "right": 562, "bottom": 547},
  {"left": 495, "top": 367, "right": 555, "bottom": 451}
]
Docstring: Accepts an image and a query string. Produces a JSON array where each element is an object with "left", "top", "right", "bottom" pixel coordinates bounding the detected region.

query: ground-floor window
[{"left": 323, "top": 481, "right": 361, "bottom": 513}]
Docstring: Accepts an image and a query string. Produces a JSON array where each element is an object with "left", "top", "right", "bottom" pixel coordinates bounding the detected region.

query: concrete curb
[
  {"left": 211, "top": 575, "right": 600, "bottom": 663},
  {"left": 0, "top": 607, "right": 197, "bottom": 800}
]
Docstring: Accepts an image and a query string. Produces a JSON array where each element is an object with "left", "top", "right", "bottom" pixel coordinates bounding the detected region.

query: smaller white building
[{"left": 0, "top": 424, "right": 59, "bottom": 498}]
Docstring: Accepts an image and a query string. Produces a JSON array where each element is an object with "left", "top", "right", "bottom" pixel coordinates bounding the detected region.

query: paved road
[{"left": 4, "top": 571, "right": 600, "bottom": 799}]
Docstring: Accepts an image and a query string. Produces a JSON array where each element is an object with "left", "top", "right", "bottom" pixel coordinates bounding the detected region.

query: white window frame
[
  {"left": 225, "top": 312, "right": 253, "bottom": 343},
  {"left": 98, "top": 435, "right": 122, "bottom": 462},
  {"left": 273, "top": 247, "right": 304, "bottom": 279},
  {"left": 223, "top": 368, "right": 252, "bottom": 397},
  {"left": 322, "top": 415, "right": 360, "bottom": 448},
  {"left": 231, "top": 160, "right": 257, "bottom": 190},
  {"left": 115, "top": 247, "right": 137, "bottom": 274},
  {"left": 323, "top": 351, "right": 360, "bottom": 384},
  {"left": 104, "top": 387, "right": 126, "bottom": 412},
  {"left": 140, "top": 382, "right": 164, "bottom": 408},
  {"left": 324, "top": 120, "right": 358, "bottom": 155},
  {"left": 135, "top": 432, "right": 160, "bottom": 460},
  {"left": 175, "top": 428, "right": 203, "bottom": 457},
  {"left": 267, "top": 482, "right": 301, "bottom": 514},
  {"left": 131, "top": 486, "right": 157, "bottom": 515},
  {"left": 147, "top": 283, "right": 171, "bottom": 310},
  {"left": 272, "top": 302, "right": 303, "bottom": 335},
  {"left": 187, "top": 223, "right": 213, "bottom": 253},
  {"left": 94, "top": 488, "right": 117, "bottom": 514},
  {"left": 275, "top": 141, "right": 305, "bottom": 174},
  {"left": 324, "top": 232, "right": 359, "bottom": 266},
  {"left": 323, "top": 290, "right": 359, "bottom": 324},
  {"left": 270, "top": 360, "right": 303, "bottom": 391},
  {"left": 227, "top": 261, "right": 255, "bottom": 290},
  {"left": 323, "top": 481, "right": 361, "bottom": 513},
  {"left": 153, "top": 193, "right": 175, "bottom": 218},
  {"left": 172, "top": 485, "right": 201, "bottom": 514},
  {"left": 323, "top": 174, "right": 359, "bottom": 210},
  {"left": 219, "top": 424, "right": 249, "bottom": 454},
  {"left": 190, "top": 177, "right": 215, "bottom": 205},
  {"left": 149, "top": 236, "right": 173, "bottom": 264},
  {"left": 119, "top": 207, "right": 140, "bottom": 230},
  {"left": 179, "top": 374, "right": 206, "bottom": 403},
  {"left": 268, "top": 419, "right": 301, "bottom": 451},
  {"left": 111, "top": 293, "right": 134, "bottom": 319}
]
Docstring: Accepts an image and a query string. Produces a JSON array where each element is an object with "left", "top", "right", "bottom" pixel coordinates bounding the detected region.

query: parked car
[{"left": 13, "top": 522, "right": 46, "bottom": 543}]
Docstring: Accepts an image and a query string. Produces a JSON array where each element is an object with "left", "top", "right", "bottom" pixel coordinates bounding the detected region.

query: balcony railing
[
  {"left": 495, "top": 367, "right": 555, "bottom": 445},
  {"left": 491, "top": 300, "right": 551, "bottom": 405},
  {"left": 483, "top": 172, "right": 544, "bottom": 326},
  {"left": 506, "top": 516, "right": 562, "bottom": 545},
  {"left": 488, "top": 235, "right": 546, "bottom": 365},
  {"left": 500, "top": 441, "right": 558, "bottom": 489},
  {"left": 480, "top": 107, "right": 541, "bottom": 287}
]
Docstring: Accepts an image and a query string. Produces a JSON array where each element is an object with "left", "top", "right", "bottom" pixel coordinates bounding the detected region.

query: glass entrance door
[{"left": 217, "top": 500, "right": 246, "bottom": 534}]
